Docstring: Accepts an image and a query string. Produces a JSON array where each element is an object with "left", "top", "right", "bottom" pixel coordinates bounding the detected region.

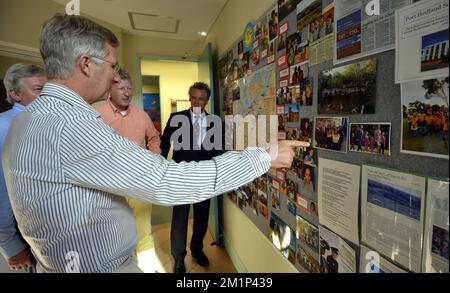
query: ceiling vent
[{"left": 129, "top": 12, "right": 179, "bottom": 34}]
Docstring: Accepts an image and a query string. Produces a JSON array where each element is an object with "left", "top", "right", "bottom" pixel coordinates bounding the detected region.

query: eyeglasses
[{"left": 91, "top": 56, "right": 121, "bottom": 74}]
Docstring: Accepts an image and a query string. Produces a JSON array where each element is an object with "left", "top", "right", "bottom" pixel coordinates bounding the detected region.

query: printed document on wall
[
  {"left": 361, "top": 165, "right": 426, "bottom": 272},
  {"left": 334, "top": 0, "right": 412, "bottom": 64},
  {"left": 422, "top": 179, "right": 449, "bottom": 273},
  {"left": 395, "top": 0, "right": 449, "bottom": 83},
  {"left": 318, "top": 158, "right": 360, "bottom": 245}
]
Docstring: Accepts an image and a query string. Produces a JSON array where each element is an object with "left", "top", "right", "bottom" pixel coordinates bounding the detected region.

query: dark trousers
[{"left": 171, "top": 199, "right": 211, "bottom": 261}]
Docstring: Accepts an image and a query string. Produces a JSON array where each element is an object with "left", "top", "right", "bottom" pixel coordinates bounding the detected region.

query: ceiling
[{"left": 52, "top": 0, "right": 228, "bottom": 41}]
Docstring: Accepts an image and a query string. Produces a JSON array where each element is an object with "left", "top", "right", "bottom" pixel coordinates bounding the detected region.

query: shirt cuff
[{"left": 241, "top": 147, "right": 272, "bottom": 177}]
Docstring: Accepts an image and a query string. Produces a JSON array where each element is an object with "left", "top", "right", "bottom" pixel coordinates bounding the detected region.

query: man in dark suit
[{"left": 161, "top": 82, "right": 224, "bottom": 273}]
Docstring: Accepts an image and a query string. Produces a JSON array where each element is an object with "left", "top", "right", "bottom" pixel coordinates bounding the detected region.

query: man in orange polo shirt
[{"left": 96, "top": 68, "right": 161, "bottom": 272}]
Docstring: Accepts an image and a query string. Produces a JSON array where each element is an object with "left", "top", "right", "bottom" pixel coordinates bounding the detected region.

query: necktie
[{"left": 193, "top": 115, "right": 201, "bottom": 149}]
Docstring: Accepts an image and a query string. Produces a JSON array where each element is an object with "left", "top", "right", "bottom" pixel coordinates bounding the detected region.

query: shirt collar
[
  {"left": 108, "top": 99, "right": 130, "bottom": 116},
  {"left": 40, "top": 82, "right": 100, "bottom": 117},
  {"left": 13, "top": 103, "right": 26, "bottom": 111},
  {"left": 190, "top": 109, "right": 206, "bottom": 120}
]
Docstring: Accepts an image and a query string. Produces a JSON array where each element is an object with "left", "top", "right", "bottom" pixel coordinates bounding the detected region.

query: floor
[{"left": 146, "top": 220, "right": 237, "bottom": 273}]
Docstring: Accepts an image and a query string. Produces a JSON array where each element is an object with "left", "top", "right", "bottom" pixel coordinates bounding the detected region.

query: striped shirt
[{"left": 1, "top": 82, "right": 271, "bottom": 273}]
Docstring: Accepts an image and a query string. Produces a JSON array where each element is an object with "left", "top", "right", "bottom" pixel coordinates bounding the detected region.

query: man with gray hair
[
  {"left": 0, "top": 63, "right": 46, "bottom": 271},
  {"left": 2, "top": 14, "right": 306, "bottom": 273}
]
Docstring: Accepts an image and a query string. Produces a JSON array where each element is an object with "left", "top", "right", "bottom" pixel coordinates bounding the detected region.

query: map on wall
[
  {"left": 232, "top": 63, "right": 277, "bottom": 150},
  {"left": 233, "top": 63, "right": 277, "bottom": 116}
]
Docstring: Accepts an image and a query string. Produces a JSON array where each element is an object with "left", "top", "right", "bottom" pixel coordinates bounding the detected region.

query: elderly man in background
[{"left": 0, "top": 64, "right": 46, "bottom": 271}]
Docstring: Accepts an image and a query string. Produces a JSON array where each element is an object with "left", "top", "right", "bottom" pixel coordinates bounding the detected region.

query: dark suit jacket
[{"left": 160, "top": 109, "right": 224, "bottom": 163}]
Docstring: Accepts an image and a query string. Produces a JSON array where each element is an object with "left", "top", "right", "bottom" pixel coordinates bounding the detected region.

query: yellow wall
[
  {"left": 140, "top": 60, "right": 199, "bottom": 132},
  {"left": 205, "top": 0, "right": 298, "bottom": 273},
  {"left": 142, "top": 85, "right": 160, "bottom": 94},
  {"left": 0, "top": 56, "right": 43, "bottom": 79}
]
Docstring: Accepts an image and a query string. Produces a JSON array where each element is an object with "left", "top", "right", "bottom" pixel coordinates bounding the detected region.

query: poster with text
[
  {"left": 422, "top": 179, "right": 449, "bottom": 273},
  {"left": 395, "top": 0, "right": 449, "bottom": 83},
  {"left": 361, "top": 165, "right": 426, "bottom": 273},
  {"left": 335, "top": 0, "right": 412, "bottom": 64},
  {"left": 318, "top": 158, "right": 360, "bottom": 245}
]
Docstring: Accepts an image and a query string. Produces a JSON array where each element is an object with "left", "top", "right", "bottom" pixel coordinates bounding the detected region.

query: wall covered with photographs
[{"left": 217, "top": 0, "right": 449, "bottom": 273}]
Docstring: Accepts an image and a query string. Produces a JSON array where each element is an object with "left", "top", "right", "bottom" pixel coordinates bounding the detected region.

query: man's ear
[
  {"left": 9, "top": 90, "right": 21, "bottom": 103},
  {"left": 79, "top": 55, "right": 92, "bottom": 76}
]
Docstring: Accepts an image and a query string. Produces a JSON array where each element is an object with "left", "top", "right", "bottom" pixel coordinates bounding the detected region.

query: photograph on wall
[
  {"left": 268, "top": 40, "right": 276, "bottom": 64},
  {"left": 296, "top": 216, "right": 319, "bottom": 252},
  {"left": 297, "top": 245, "right": 321, "bottom": 273},
  {"left": 251, "top": 39, "right": 260, "bottom": 66},
  {"left": 296, "top": 216, "right": 320, "bottom": 273},
  {"left": 258, "top": 189, "right": 268, "bottom": 207},
  {"left": 269, "top": 212, "right": 296, "bottom": 264},
  {"left": 396, "top": 0, "right": 449, "bottom": 83},
  {"left": 401, "top": 76, "right": 449, "bottom": 159},
  {"left": 349, "top": 123, "right": 391, "bottom": 156},
  {"left": 319, "top": 225, "right": 357, "bottom": 273},
  {"left": 299, "top": 118, "right": 313, "bottom": 143},
  {"left": 277, "top": 32, "right": 287, "bottom": 52},
  {"left": 301, "top": 147, "right": 317, "bottom": 168},
  {"left": 422, "top": 179, "right": 449, "bottom": 273},
  {"left": 237, "top": 189, "right": 245, "bottom": 210},
  {"left": 299, "top": 77, "right": 313, "bottom": 106},
  {"left": 291, "top": 157, "right": 303, "bottom": 179},
  {"left": 309, "top": 4, "right": 334, "bottom": 43},
  {"left": 318, "top": 58, "right": 377, "bottom": 114},
  {"left": 287, "top": 199, "right": 297, "bottom": 216},
  {"left": 421, "top": 29, "right": 449, "bottom": 73},
  {"left": 297, "top": 163, "right": 316, "bottom": 199},
  {"left": 361, "top": 165, "right": 426, "bottom": 273},
  {"left": 286, "top": 178, "right": 298, "bottom": 201},
  {"left": 285, "top": 103, "right": 300, "bottom": 125},
  {"left": 308, "top": 1, "right": 334, "bottom": 66},
  {"left": 278, "top": 0, "right": 299, "bottom": 21},
  {"left": 359, "top": 245, "right": 408, "bottom": 273},
  {"left": 296, "top": 194, "right": 319, "bottom": 226},
  {"left": 318, "top": 158, "right": 360, "bottom": 245},
  {"left": 314, "top": 117, "right": 349, "bottom": 153},
  {"left": 258, "top": 202, "right": 269, "bottom": 219},
  {"left": 289, "top": 62, "right": 308, "bottom": 86},
  {"left": 297, "top": 0, "right": 322, "bottom": 32},
  {"left": 270, "top": 185, "right": 281, "bottom": 211},
  {"left": 268, "top": 4, "right": 279, "bottom": 41},
  {"left": 286, "top": 32, "right": 303, "bottom": 66},
  {"left": 260, "top": 21, "right": 270, "bottom": 60},
  {"left": 238, "top": 40, "right": 244, "bottom": 60},
  {"left": 287, "top": 85, "right": 301, "bottom": 104}
]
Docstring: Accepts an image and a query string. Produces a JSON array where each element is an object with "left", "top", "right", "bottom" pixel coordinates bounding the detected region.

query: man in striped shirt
[{"left": 2, "top": 14, "right": 306, "bottom": 273}]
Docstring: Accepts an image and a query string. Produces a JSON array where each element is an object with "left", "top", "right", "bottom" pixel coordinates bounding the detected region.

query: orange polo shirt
[{"left": 96, "top": 100, "right": 161, "bottom": 154}]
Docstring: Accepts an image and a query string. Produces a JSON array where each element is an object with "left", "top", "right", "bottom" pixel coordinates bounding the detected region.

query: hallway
[{"left": 144, "top": 220, "right": 237, "bottom": 273}]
